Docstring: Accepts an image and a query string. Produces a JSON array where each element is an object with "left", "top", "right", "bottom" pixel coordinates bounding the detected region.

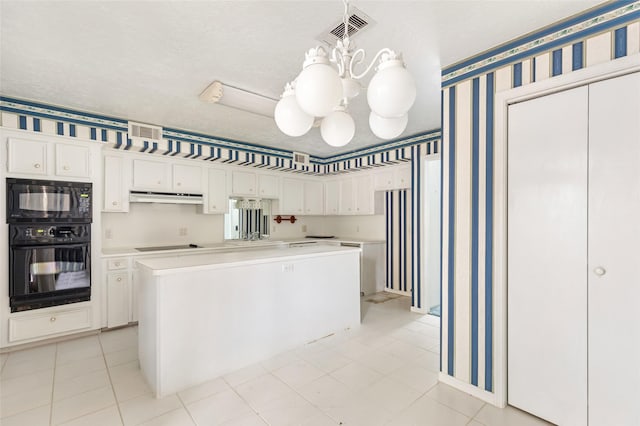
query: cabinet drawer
[
  {"left": 9, "top": 307, "right": 92, "bottom": 342},
  {"left": 107, "top": 258, "right": 128, "bottom": 270}
]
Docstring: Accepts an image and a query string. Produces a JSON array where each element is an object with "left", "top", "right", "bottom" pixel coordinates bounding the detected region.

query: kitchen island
[{"left": 135, "top": 245, "right": 361, "bottom": 398}]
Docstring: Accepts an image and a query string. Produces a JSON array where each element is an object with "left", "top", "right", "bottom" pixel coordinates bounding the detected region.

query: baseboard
[
  {"left": 410, "top": 306, "right": 428, "bottom": 314},
  {"left": 438, "top": 372, "right": 505, "bottom": 407},
  {"left": 384, "top": 287, "right": 411, "bottom": 297}
]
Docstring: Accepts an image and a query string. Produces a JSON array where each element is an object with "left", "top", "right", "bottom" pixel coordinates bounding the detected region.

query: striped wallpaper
[
  {"left": 385, "top": 190, "right": 412, "bottom": 295},
  {"left": 440, "top": 0, "right": 640, "bottom": 396}
]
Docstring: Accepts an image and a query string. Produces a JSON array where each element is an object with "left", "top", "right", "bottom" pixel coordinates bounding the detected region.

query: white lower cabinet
[
  {"left": 107, "top": 272, "right": 130, "bottom": 328},
  {"left": 9, "top": 306, "right": 92, "bottom": 342}
]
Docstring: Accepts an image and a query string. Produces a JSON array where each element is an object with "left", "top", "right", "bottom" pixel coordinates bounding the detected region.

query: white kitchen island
[{"left": 135, "top": 245, "right": 361, "bottom": 398}]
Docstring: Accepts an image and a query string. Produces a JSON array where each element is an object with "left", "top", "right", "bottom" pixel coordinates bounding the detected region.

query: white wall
[
  {"left": 102, "top": 203, "right": 223, "bottom": 248},
  {"left": 103, "top": 204, "right": 386, "bottom": 248}
]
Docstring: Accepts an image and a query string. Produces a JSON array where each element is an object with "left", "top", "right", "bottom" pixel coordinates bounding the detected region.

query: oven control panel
[{"left": 10, "top": 224, "right": 91, "bottom": 245}]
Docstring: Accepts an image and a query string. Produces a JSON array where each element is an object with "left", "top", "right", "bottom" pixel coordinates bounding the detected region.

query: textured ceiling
[{"left": 0, "top": 1, "right": 603, "bottom": 157}]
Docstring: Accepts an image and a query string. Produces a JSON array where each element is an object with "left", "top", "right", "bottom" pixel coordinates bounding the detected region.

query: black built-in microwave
[{"left": 6, "top": 178, "right": 92, "bottom": 223}]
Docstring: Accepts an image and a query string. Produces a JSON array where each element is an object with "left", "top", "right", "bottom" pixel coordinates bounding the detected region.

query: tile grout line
[
  {"left": 98, "top": 334, "right": 126, "bottom": 426},
  {"left": 50, "top": 342, "right": 58, "bottom": 425},
  {"left": 175, "top": 393, "right": 198, "bottom": 426}
]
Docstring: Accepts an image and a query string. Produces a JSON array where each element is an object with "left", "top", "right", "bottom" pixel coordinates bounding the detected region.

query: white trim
[
  {"left": 410, "top": 306, "right": 428, "bottom": 314},
  {"left": 439, "top": 372, "right": 504, "bottom": 407},
  {"left": 493, "top": 52, "right": 640, "bottom": 408}
]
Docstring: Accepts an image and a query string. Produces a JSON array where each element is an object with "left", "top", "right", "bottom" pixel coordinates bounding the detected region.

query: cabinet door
[
  {"left": 7, "top": 139, "right": 48, "bottom": 175},
  {"left": 207, "top": 168, "right": 228, "bottom": 214},
  {"left": 507, "top": 86, "right": 588, "bottom": 426},
  {"left": 355, "top": 175, "right": 373, "bottom": 214},
  {"left": 304, "top": 181, "right": 324, "bottom": 215},
  {"left": 55, "top": 144, "right": 90, "bottom": 178},
  {"left": 394, "top": 165, "right": 411, "bottom": 189},
  {"left": 324, "top": 180, "right": 340, "bottom": 215},
  {"left": 339, "top": 178, "right": 355, "bottom": 215},
  {"left": 258, "top": 174, "right": 279, "bottom": 198},
  {"left": 107, "top": 272, "right": 130, "bottom": 328},
  {"left": 132, "top": 159, "right": 169, "bottom": 190},
  {"left": 281, "top": 178, "right": 304, "bottom": 214},
  {"left": 172, "top": 164, "right": 202, "bottom": 193},
  {"left": 231, "top": 171, "right": 256, "bottom": 196},
  {"left": 373, "top": 170, "right": 394, "bottom": 191},
  {"left": 103, "top": 155, "right": 128, "bottom": 212},
  {"left": 587, "top": 72, "right": 640, "bottom": 425}
]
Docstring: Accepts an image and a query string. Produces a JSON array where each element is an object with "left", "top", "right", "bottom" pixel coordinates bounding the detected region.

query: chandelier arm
[
  {"left": 331, "top": 46, "right": 346, "bottom": 77},
  {"left": 350, "top": 47, "right": 394, "bottom": 80},
  {"left": 342, "top": 0, "right": 350, "bottom": 40}
]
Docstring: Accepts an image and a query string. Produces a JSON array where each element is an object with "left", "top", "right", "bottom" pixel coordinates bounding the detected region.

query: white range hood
[{"left": 129, "top": 191, "right": 203, "bottom": 205}]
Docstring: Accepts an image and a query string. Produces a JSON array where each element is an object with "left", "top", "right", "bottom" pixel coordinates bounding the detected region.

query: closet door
[
  {"left": 507, "top": 86, "right": 589, "bottom": 425},
  {"left": 588, "top": 72, "right": 640, "bottom": 425}
]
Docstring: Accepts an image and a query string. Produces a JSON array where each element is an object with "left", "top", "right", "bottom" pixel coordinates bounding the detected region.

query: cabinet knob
[
  {"left": 34, "top": 163, "right": 41, "bottom": 169},
  {"left": 250, "top": 188, "right": 254, "bottom": 192},
  {"left": 177, "top": 182, "right": 182, "bottom": 186},
  {"left": 116, "top": 277, "right": 122, "bottom": 282},
  {"left": 112, "top": 201, "right": 118, "bottom": 206},
  {"left": 211, "top": 205, "right": 216, "bottom": 209},
  {"left": 63, "top": 165, "right": 70, "bottom": 171},
  {"left": 594, "top": 267, "right": 606, "bottom": 277},
  {"left": 50, "top": 316, "right": 56, "bottom": 322},
  {"left": 114, "top": 262, "right": 120, "bottom": 267},
  {"left": 157, "top": 180, "right": 161, "bottom": 184}
]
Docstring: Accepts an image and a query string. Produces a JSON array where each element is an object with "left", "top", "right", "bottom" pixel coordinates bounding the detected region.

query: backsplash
[{"left": 102, "top": 203, "right": 385, "bottom": 249}]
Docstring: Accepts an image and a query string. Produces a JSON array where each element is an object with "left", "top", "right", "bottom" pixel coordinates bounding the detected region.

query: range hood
[{"left": 129, "top": 190, "right": 203, "bottom": 205}]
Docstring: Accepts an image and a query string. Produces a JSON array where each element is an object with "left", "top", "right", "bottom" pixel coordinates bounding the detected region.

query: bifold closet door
[
  {"left": 507, "top": 86, "right": 589, "bottom": 425},
  {"left": 588, "top": 72, "right": 640, "bottom": 425}
]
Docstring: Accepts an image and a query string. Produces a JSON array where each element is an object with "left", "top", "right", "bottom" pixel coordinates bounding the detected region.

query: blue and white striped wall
[
  {"left": 440, "top": 0, "right": 640, "bottom": 395},
  {"left": 385, "top": 189, "right": 412, "bottom": 295}
]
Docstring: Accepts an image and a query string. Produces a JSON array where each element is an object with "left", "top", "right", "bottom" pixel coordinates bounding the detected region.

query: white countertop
[
  {"left": 101, "top": 237, "right": 384, "bottom": 258},
  {"left": 135, "top": 244, "right": 362, "bottom": 275}
]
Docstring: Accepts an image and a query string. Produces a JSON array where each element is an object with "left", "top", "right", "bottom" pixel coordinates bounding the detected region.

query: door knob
[{"left": 594, "top": 267, "right": 606, "bottom": 277}]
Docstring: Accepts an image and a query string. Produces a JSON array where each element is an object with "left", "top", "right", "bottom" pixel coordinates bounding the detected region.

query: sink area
[{"left": 223, "top": 240, "right": 284, "bottom": 247}]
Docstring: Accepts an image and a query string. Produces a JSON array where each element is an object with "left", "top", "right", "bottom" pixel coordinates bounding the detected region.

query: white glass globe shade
[
  {"left": 369, "top": 112, "right": 408, "bottom": 140},
  {"left": 295, "top": 63, "right": 343, "bottom": 117},
  {"left": 367, "top": 60, "right": 416, "bottom": 118},
  {"left": 274, "top": 94, "right": 314, "bottom": 137},
  {"left": 320, "top": 110, "right": 355, "bottom": 147}
]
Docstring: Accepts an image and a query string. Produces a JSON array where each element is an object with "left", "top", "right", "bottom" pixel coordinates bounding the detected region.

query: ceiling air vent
[
  {"left": 293, "top": 152, "right": 310, "bottom": 167},
  {"left": 317, "top": 6, "right": 376, "bottom": 45},
  {"left": 128, "top": 121, "right": 163, "bottom": 142}
]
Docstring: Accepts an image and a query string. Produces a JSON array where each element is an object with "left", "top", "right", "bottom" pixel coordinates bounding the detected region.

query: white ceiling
[{"left": 0, "top": 0, "right": 602, "bottom": 157}]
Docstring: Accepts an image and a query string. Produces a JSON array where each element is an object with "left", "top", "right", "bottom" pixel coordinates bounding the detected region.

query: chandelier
[{"left": 274, "top": 0, "right": 416, "bottom": 147}]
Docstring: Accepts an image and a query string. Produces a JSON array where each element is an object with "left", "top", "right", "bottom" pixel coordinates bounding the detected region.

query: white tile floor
[{"left": 0, "top": 294, "right": 552, "bottom": 425}]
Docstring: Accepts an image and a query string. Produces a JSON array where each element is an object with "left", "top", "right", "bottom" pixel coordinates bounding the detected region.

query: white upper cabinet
[
  {"left": 281, "top": 178, "right": 304, "bottom": 215},
  {"left": 231, "top": 171, "right": 256, "bottom": 196},
  {"left": 373, "top": 170, "right": 394, "bottom": 191},
  {"left": 7, "top": 138, "right": 90, "bottom": 179},
  {"left": 132, "top": 159, "right": 170, "bottom": 190},
  {"left": 324, "top": 180, "right": 340, "bottom": 215},
  {"left": 172, "top": 164, "right": 202, "bottom": 193},
  {"left": 103, "top": 155, "right": 130, "bottom": 212},
  {"left": 304, "top": 181, "right": 324, "bottom": 215},
  {"left": 258, "top": 174, "right": 279, "bottom": 198},
  {"left": 206, "top": 168, "right": 228, "bottom": 214},
  {"left": 373, "top": 164, "right": 411, "bottom": 191},
  {"left": 55, "top": 143, "right": 90, "bottom": 178},
  {"left": 132, "top": 159, "right": 202, "bottom": 193},
  {"left": 339, "top": 178, "right": 355, "bottom": 215},
  {"left": 354, "top": 174, "right": 374, "bottom": 214},
  {"left": 394, "top": 165, "right": 411, "bottom": 189}
]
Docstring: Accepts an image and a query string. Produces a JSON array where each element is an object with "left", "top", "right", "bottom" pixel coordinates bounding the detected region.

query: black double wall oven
[{"left": 7, "top": 178, "right": 92, "bottom": 312}]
